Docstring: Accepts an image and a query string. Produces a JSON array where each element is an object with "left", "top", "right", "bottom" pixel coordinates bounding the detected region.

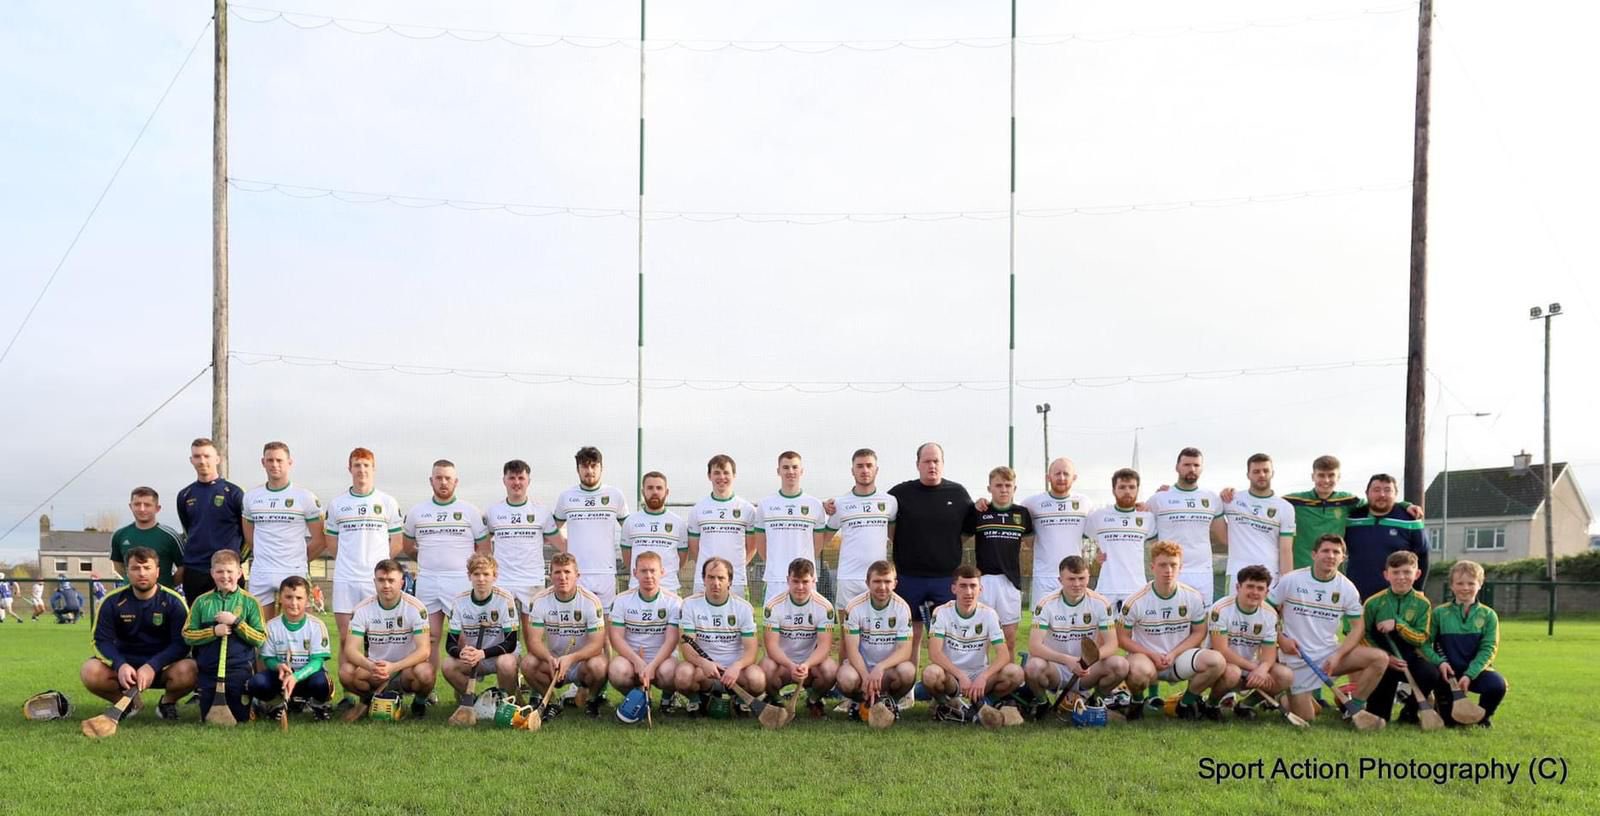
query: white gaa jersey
[
  {"left": 525, "top": 587, "right": 605, "bottom": 655},
  {"left": 242, "top": 483, "right": 322, "bottom": 576},
  {"left": 404, "top": 497, "right": 487, "bottom": 578},
  {"left": 1267, "top": 568, "right": 1361, "bottom": 660},
  {"left": 261, "top": 614, "right": 332, "bottom": 670},
  {"left": 762, "top": 592, "right": 834, "bottom": 664},
  {"left": 688, "top": 495, "right": 758, "bottom": 589},
  {"left": 1208, "top": 597, "right": 1278, "bottom": 663},
  {"left": 1149, "top": 486, "right": 1222, "bottom": 575},
  {"left": 608, "top": 587, "right": 682, "bottom": 654},
  {"left": 483, "top": 499, "right": 560, "bottom": 590},
  {"left": 445, "top": 587, "right": 520, "bottom": 652},
  {"left": 349, "top": 593, "right": 428, "bottom": 663},
  {"left": 844, "top": 592, "right": 912, "bottom": 668},
  {"left": 755, "top": 492, "right": 827, "bottom": 583},
  {"left": 1022, "top": 492, "right": 1093, "bottom": 583},
  {"left": 1085, "top": 507, "right": 1157, "bottom": 599},
  {"left": 1119, "top": 582, "right": 1207, "bottom": 656},
  {"left": 621, "top": 510, "right": 689, "bottom": 592},
  {"left": 553, "top": 485, "right": 627, "bottom": 576},
  {"left": 324, "top": 489, "right": 403, "bottom": 583},
  {"left": 1222, "top": 492, "right": 1296, "bottom": 580},
  {"left": 827, "top": 490, "right": 896, "bottom": 582},
  {"left": 1033, "top": 590, "right": 1114, "bottom": 658},
  {"left": 675, "top": 593, "right": 756, "bottom": 668},
  {"left": 929, "top": 601, "right": 1003, "bottom": 675}
]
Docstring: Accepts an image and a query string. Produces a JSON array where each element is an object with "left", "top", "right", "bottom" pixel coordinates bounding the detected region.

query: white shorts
[
  {"left": 833, "top": 579, "right": 867, "bottom": 608},
  {"left": 763, "top": 582, "right": 789, "bottom": 606},
  {"left": 1281, "top": 656, "right": 1325, "bottom": 695},
  {"left": 1030, "top": 576, "right": 1061, "bottom": 611},
  {"left": 503, "top": 581, "right": 545, "bottom": 612},
  {"left": 579, "top": 574, "right": 617, "bottom": 608},
  {"left": 1155, "top": 648, "right": 1204, "bottom": 683},
  {"left": 249, "top": 571, "right": 295, "bottom": 607},
  {"left": 332, "top": 579, "right": 374, "bottom": 615},
  {"left": 979, "top": 575, "right": 1022, "bottom": 626},
  {"left": 417, "top": 573, "right": 471, "bottom": 616},
  {"left": 1180, "top": 570, "right": 1215, "bottom": 607}
]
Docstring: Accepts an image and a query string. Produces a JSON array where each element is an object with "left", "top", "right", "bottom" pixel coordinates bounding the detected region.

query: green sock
[
  {"left": 1350, "top": 697, "right": 1366, "bottom": 710},
  {"left": 1181, "top": 691, "right": 1201, "bottom": 705}
]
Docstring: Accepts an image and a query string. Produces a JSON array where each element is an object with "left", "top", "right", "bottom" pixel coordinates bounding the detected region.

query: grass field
[{"left": 0, "top": 615, "right": 1593, "bottom": 815}]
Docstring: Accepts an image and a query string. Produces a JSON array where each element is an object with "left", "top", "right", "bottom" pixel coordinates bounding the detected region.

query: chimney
[
  {"left": 1512, "top": 450, "right": 1532, "bottom": 475},
  {"left": 39, "top": 514, "right": 51, "bottom": 533}
]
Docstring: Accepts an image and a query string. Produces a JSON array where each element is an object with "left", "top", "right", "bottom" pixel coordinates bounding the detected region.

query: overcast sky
[{"left": 2, "top": 0, "right": 1596, "bottom": 563}]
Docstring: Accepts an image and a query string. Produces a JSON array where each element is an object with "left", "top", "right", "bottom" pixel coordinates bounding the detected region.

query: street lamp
[
  {"left": 1035, "top": 403, "right": 1051, "bottom": 478},
  {"left": 1529, "top": 303, "right": 1563, "bottom": 636},
  {"left": 1442, "top": 411, "right": 1490, "bottom": 557}
]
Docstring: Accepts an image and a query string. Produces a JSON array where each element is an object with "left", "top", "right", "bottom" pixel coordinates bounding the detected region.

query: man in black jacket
[{"left": 888, "top": 443, "right": 973, "bottom": 664}]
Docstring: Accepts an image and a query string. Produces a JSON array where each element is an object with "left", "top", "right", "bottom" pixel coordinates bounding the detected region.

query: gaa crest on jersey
[
  {"left": 876, "top": 502, "right": 886, "bottom": 512},
  {"left": 1330, "top": 592, "right": 1341, "bottom": 604},
  {"left": 453, "top": 512, "right": 463, "bottom": 521},
  {"left": 1253, "top": 623, "right": 1262, "bottom": 635},
  {"left": 1210, "top": 610, "right": 1220, "bottom": 622},
  {"left": 574, "top": 609, "right": 583, "bottom": 622},
  {"left": 1071, "top": 501, "right": 1080, "bottom": 510},
  {"left": 1267, "top": 508, "right": 1277, "bottom": 519},
  {"left": 213, "top": 495, "right": 225, "bottom": 507},
  {"left": 151, "top": 612, "right": 164, "bottom": 626},
  {"left": 321, "top": 635, "right": 330, "bottom": 647},
  {"left": 1201, "top": 499, "right": 1211, "bottom": 508},
  {"left": 601, "top": 496, "right": 611, "bottom": 506},
  {"left": 732, "top": 509, "right": 742, "bottom": 519},
  {"left": 373, "top": 504, "right": 383, "bottom": 514},
  {"left": 1135, "top": 517, "right": 1145, "bottom": 527},
  {"left": 1084, "top": 612, "right": 1093, "bottom": 624},
  {"left": 801, "top": 506, "right": 811, "bottom": 516},
  {"left": 285, "top": 498, "right": 294, "bottom": 508},
  {"left": 1178, "top": 605, "right": 1188, "bottom": 617},
  {"left": 665, "top": 523, "right": 674, "bottom": 533},
  {"left": 303, "top": 638, "right": 312, "bottom": 651},
  {"left": 806, "top": 612, "right": 814, "bottom": 625},
  {"left": 974, "top": 622, "right": 984, "bottom": 635},
  {"left": 490, "top": 610, "right": 500, "bottom": 622},
  {"left": 888, "top": 616, "right": 897, "bottom": 627}
]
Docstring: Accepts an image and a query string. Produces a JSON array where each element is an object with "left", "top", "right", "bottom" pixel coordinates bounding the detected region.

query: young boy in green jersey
[
  {"left": 1426, "top": 560, "right": 1504, "bottom": 727},
  {"left": 183, "top": 550, "right": 267, "bottom": 723},
  {"left": 248, "top": 576, "right": 334, "bottom": 722},
  {"left": 1360, "top": 551, "right": 1446, "bottom": 726}
]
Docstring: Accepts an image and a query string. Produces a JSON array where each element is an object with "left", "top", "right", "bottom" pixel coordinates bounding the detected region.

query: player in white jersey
[
  {"left": 1021, "top": 457, "right": 1094, "bottom": 606},
  {"left": 553, "top": 447, "right": 627, "bottom": 607},
  {"left": 1117, "top": 541, "right": 1226, "bottom": 721},
  {"left": 621, "top": 471, "right": 689, "bottom": 593},
  {"left": 248, "top": 576, "right": 334, "bottom": 721},
  {"left": 923, "top": 566, "right": 1024, "bottom": 717},
  {"left": 822, "top": 448, "right": 897, "bottom": 607},
  {"left": 338, "top": 559, "right": 434, "bottom": 721},
  {"left": 519, "top": 553, "right": 608, "bottom": 718},
  {"left": 606, "top": 550, "right": 682, "bottom": 701},
  {"left": 1023, "top": 555, "right": 1129, "bottom": 712},
  {"left": 673, "top": 557, "right": 765, "bottom": 706},
  {"left": 402, "top": 459, "right": 488, "bottom": 678},
  {"left": 240, "top": 441, "right": 325, "bottom": 618},
  {"left": 322, "top": 447, "right": 403, "bottom": 655},
  {"left": 687, "top": 454, "right": 757, "bottom": 598},
  {"left": 759, "top": 558, "right": 837, "bottom": 716},
  {"left": 1268, "top": 533, "right": 1387, "bottom": 723},
  {"left": 1207, "top": 564, "right": 1292, "bottom": 718},
  {"left": 753, "top": 452, "right": 829, "bottom": 605},
  {"left": 1212, "top": 453, "right": 1296, "bottom": 589},
  {"left": 483, "top": 459, "right": 561, "bottom": 607},
  {"left": 837, "top": 560, "right": 916, "bottom": 712},
  {"left": 441, "top": 553, "right": 520, "bottom": 703},
  {"left": 1148, "top": 447, "right": 1223, "bottom": 604},
  {"left": 1086, "top": 468, "right": 1157, "bottom": 610}
]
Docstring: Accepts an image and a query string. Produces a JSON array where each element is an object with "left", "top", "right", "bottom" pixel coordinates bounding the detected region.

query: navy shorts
[{"left": 898, "top": 575, "right": 954, "bottom": 622}]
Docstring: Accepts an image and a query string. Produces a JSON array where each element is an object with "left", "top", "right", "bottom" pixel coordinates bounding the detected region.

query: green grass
[{"left": 0, "top": 616, "right": 1593, "bottom": 815}]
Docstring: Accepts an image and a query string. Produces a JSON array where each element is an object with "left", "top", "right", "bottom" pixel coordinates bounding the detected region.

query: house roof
[
  {"left": 38, "top": 530, "right": 109, "bottom": 554},
  {"left": 1424, "top": 463, "right": 1573, "bottom": 520}
]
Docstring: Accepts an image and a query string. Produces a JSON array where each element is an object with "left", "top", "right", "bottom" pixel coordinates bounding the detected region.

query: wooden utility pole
[
  {"left": 212, "top": 0, "right": 230, "bottom": 474},
  {"left": 1403, "top": 0, "right": 1433, "bottom": 504}
]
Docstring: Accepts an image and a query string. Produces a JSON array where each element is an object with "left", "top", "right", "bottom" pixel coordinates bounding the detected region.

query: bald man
[{"left": 1022, "top": 459, "right": 1096, "bottom": 606}]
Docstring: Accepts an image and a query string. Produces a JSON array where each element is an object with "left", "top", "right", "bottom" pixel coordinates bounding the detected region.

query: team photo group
[{"left": 77, "top": 436, "right": 1507, "bottom": 736}]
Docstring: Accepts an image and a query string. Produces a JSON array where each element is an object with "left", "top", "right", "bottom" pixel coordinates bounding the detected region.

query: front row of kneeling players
[{"left": 84, "top": 536, "right": 1504, "bottom": 730}]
